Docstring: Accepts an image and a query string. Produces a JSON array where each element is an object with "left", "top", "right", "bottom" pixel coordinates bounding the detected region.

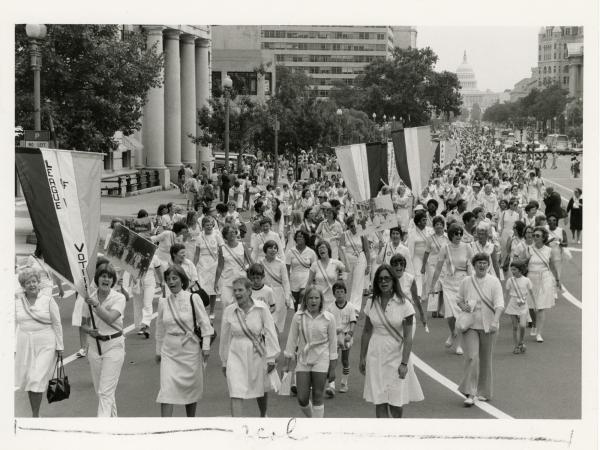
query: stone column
[
  {"left": 164, "top": 29, "right": 182, "bottom": 182},
  {"left": 141, "top": 26, "right": 169, "bottom": 187},
  {"left": 195, "top": 39, "right": 211, "bottom": 169},
  {"left": 180, "top": 34, "right": 197, "bottom": 168}
]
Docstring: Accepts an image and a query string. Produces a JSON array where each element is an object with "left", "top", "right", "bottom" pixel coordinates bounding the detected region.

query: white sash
[
  {"left": 371, "top": 298, "right": 404, "bottom": 345},
  {"left": 345, "top": 231, "right": 362, "bottom": 257},
  {"left": 222, "top": 243, "right": 247, "bottom": 270},
  {"left": 316, "top": 260, "right": 334, "bottom": 293},
  {"left": 235, "top": 308, "right": 266, "bottom": 357},
  {"left": 470, "top": 276, "right": 496, "bottom": 313},
  {"left": 291, "top": 248, "right": 312, "bottom": 269},
  {"left": 19, "top": 296, "right": 51, "bottom": 325},
  {"left": 300, "top": 314, "right": 329, "bottom": 363},
  {"left": 263, "top": 260, "right": 283, "bottom": 286},
  {"left": 530, "top": 245, "right": 551, "bottom": 271}
]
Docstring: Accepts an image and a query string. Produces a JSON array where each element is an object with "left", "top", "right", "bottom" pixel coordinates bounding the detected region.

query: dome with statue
[{"left": 456, "top": 50, "right": 478, "bottom": 92}]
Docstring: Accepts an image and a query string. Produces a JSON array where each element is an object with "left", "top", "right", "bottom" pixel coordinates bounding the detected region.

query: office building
[{"left": 536, "top": 26, "right": 583, "bottom": 91}]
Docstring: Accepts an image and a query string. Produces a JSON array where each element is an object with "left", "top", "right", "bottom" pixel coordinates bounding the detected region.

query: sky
[{"left": 417, "top": 26, "right": 539, "bottom": 93}]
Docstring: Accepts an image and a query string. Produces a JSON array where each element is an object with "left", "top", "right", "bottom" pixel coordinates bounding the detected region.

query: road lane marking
[
  {"left": 561, "top": 287, "right": 582, "bottom": 309},
  {"left": 411, "top": 353, "right": 514, "bottom": 419},
  {"left": 566, "top": 247, "right": 581, "bottom": 252}
]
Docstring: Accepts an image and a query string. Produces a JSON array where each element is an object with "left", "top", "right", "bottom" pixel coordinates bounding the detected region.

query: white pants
[
  {"left": 133, "top": 278, "right": 155, "bottom": 328},
  {"left": 87, "top": 337, "right": 125, "bottom": 417},
  {"left": 346, "top": 252, "right": 367, "bottom": 312}
]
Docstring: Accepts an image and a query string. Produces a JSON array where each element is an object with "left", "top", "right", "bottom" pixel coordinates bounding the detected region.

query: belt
[{"left": 96, "top": 331, "right": 123, "bottom": 341}]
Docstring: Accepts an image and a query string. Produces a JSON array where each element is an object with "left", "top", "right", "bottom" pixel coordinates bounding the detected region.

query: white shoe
[
  {"left": 455, "top": 346, "right": 464, "bottom": 355},
  {"left": 476, "top": 395, "right": 488, "bottom": 402},
  {"left": 209, "top": 313, "right": 215, "bottom": 321},
  {"left": 464, "top": 396, "right": 474, "bottom": 407},
  {"left": 530, "top": 327, "right": 537, "bottom": 336},
  {"left": 339, "top": 382, "right": 348, "bottom": 393},
  {"left": 445, "top": 334, "right": 455, "bottom": 348},
  {"left": 536, "top": 334, "right": 544, "bottom": 343},
  {"left": 76, "top": 347, "right": 88, "bottom": 358},
  {"left": 325, "top": 386, "right": 335, "bottom": 398}
]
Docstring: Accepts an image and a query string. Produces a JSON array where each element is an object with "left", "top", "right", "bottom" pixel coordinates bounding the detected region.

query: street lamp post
[
  {"left": 25, "top": 24, "right": 47, "bottom": 130},
  {"left": 273, "top": 113, "right": 279, "bottom": 186},
  {"left": 222, "top": 75, "right": 233, "bottom": 171},
  {"left": 383, "top": 114, "right": 387, "bottom": 141},
  {"left": 336, "top": 108, "right": 343, "bottom": 145}
]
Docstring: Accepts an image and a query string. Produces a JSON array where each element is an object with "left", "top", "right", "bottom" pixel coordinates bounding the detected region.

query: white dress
[
  {"left": 196, "top": 231, "right": 223, "bottom": 295},
  {"left": 342, "top": 230, "right": 368, "bottom": 312},
  {"left": 527, "top": 245, "right": 556, "bottom": 310},
  {"left": 219, "top": 301, "right": 280, "bottom": 399},
  {"left": 15, "top": 294, "right": 64, "bottom": 392},
  {"left": 219, "top": 242, "right": 248, "bottom": 307},
  {"left": 155, "top": 291, "right": 214, "bottom": 404},
  {"left": 260, "top": 257, "right": 292, "bottom": 332},
  {"left": 363, "top": 295, "right": 424, "bottom": 407},
  {"left": 311, "top": 259, "right": 345, "bottom": 309}
]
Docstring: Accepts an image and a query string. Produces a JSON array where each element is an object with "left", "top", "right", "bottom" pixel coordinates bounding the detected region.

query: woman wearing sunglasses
[
  {"left": 429, "top": 223, "right": 474, "bottom": 355},
  {"left": 526, "top": 226, "right": 560, "bottom": 343},
  {"left": 359, "top": 264, "right": 423, "bottom": 418}
]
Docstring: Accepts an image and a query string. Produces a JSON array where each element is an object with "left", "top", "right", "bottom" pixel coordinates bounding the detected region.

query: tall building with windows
[
  {"left": 211, "top": 25, "right": 417, "bottom": 99},
  {"left": 536, "top": 26, "right": 583, "bottom": 91}
]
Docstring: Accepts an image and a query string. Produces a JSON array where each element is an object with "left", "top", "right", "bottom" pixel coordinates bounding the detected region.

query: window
[
  {"left": 331, "top": 67, "right": 342, "bottom": 74},
  {"left": 563, "top": 76, "right": 568, "bottom": 84},
  {"left": 229, "top": 72, "right": 258, "bottom": 95},
  {"left": 211, "top": 71, "right": 222, "bottom": 97},
  {"left": 264, "top": 72, "right": 272, "bottom": 95},
  {"left": 564, "top": 66, "right": 569, "bottom": 73}
]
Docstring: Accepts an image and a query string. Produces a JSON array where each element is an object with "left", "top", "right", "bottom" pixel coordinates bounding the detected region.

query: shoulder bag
[
  {"left": 190, "top": 293, "right": 216, "bottom": 344},
  {"left": 47, "top": 355, "right": 70, "bottom": 403}
]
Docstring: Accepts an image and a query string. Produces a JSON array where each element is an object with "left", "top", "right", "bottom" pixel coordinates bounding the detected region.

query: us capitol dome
[{"left": 455, "top": 50, "right": 503, "bottom": 112}]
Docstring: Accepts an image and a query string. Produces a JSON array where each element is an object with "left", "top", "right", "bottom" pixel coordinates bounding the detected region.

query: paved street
[{"left": 14, "top": 156, "right": 583, "bottom": 419}]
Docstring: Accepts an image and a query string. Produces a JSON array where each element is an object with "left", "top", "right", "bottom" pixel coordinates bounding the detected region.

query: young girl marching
[{"left": 505, "top": 261, "right": 535, "bottom": 354}]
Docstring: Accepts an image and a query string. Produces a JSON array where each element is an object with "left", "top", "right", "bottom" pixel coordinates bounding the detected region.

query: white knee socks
[
  {"left": 300, "top": 402, "right": 312, "bottom": 417},
  {"left": 312, "top": 404, "right": 324, "bottom": 418}
]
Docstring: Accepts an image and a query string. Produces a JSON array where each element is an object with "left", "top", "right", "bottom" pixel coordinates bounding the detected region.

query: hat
[
  {"left": 321, "top": 202, "right": 332, "bottom": 209},
  {"left": 414, "top": 204, "right": 425, "bottom": 211},
  {"left": 472, "top": 182, "right": 481, "bottom": 187}
]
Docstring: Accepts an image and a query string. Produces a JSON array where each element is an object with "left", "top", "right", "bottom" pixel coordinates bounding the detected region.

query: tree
[
  {"left": 330, "top": 47, "right": 462, "bottom": 127},
  {"left": 470, "top": 103, "right": 482, "bottom": 123},
  {"left": 15, "top": 25, "right": 163, "bottom": 152}
]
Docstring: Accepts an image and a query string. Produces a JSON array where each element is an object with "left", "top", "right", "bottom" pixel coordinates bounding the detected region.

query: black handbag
[
  {"left": 190, "top": 294, "right": 217, "bottom": 345},
  {"left": 190, "top": 281, "right": 210, "bottom": 307},
  {"left": 47, "top": 355, "right": 70, "bottom": 403}
]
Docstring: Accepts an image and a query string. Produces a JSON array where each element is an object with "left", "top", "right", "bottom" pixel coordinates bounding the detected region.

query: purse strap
[
  {"left": 189, "top": 293, "right": 198, "bottom": 330},
  {"left": 470, "top": 276, "right": 496, "bottom": 313}
]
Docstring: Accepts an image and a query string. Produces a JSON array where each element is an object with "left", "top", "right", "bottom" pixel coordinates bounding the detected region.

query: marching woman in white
[
  {"left": 406, "top": 211, "right": 429, "bottom": 298},
  {"left": 497, "top": 198, "right": 522, "bottom": 262},
  {"left": 340, "top": 216, "right": 371, "bottom": 313},
  {"left": 219, "top": 277, "right": 280, "bottom": 417},
  {"left": 389, "top": 255, "right": 426, "bottom": 328},
  {"left": 214, "top": 225, "right": 252, "bottom": 308},
  {"left": 376, "top": 227, "right": 414, "bottom": 275},
  {"left": 421, "top": 216, "right": 449, "bottom": 317},
  {"left": 455, "top": 253, "right": 504, "bottom": 406},
  {"left": 315, "top": 205, "right": 344, "bottom": 259},
  {"left": 81, "top": 264, "right": 126, "bottom": 417},
  {"left": 155, "top": 266, "right": 214, "bottom": 417},
  {"left": 305, "top": 241, "right": 346, "bottom": 310},
  {"left": 15, "top": 268, "right": 64, "bottom": 417},
  {"left": 259, "top": 240, "right": 293, "bottom": 334},
  {"left": 151, "top": 222, "right": 189, "bottom": 271},
  {"left": 359, "top": 264, "right": 424, "bottom": 418},
  {"left": 470, "top": 223, "right": 501, "bottom": 279},
  {"left": 170, "top": 243, "right": 200, "bottom": 289},
  {"left": 393, "top": 184, "right": 412, "bottom": 231},
  {"left": 122, "top": 254, "right": 163, "bottom": 338},
  {"left": 283, "top": 287, "right": 338, "bottom": 418},
  {"left": 429, "top": 224, "right": 474, "bottom": 356},
  {"left": 285, "top": 230, "right": 318, "bottom": 311},
  {"left": 196, "top": 216, "right": 224, "bottom": 320},
  {"left": 546, "top": 213, "right": 569, "bottom": 284},
  {"left": 526, "top": 226, "right": 560, "bottom": 343}
]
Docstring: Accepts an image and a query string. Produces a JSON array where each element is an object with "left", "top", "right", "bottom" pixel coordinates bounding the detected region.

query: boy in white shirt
[
  {"left": 248, "top": 263, "right": 276, "bottom": 315},
  {"left": 325, "top": 282, "right": 357, "bottom": 396}
]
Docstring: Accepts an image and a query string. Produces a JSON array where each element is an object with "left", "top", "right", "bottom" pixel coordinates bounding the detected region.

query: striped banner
[
  {"left": 15, "top": 147, "right": 103, "bottom": 296},
  {"left": 391, "top": 126, "right": 434, "bottom": 197},
  {"left": 335, "top": 142, "right": 389, "bottom": 202}
]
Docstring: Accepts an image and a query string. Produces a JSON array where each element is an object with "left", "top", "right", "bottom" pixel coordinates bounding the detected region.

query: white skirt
[
  {"left": 15, "top": 327, "right": 57, "bottom": 393},
  {"left": 157, "top": 334, "right": 204, "bottom": 404}
]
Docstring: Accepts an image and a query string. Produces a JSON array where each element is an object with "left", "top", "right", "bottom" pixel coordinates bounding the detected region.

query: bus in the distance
[{"left": 545, "top": 134, "right": 569, "bottom": 153}]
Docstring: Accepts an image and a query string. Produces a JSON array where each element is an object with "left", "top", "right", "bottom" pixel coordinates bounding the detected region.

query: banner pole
[{"left": 88, "top": 303, "right": 102, "bottom": 355}]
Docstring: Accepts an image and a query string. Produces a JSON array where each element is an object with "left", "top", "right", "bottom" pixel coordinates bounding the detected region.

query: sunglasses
[
  {"left": 533, "top": 233, "right": 543, "bottom": 238},
  {"left": 378, "top": 276, "right": 393, "bottom": 282},
  {"left": 454, "top": 232, "right": 463, "bottom": 236}
]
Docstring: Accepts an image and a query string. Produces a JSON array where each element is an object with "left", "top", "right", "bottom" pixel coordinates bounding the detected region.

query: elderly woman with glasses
[
  {"left": 498, "top": 197, "right": 522, "bottom": 262},
  {"left": 15, "top": 268, "right": 64, "bottom": 417},
  {"left": 359, "top": 264, "right": 423, "bottom": 418},
  {"left": 526, "top": 226, "right": 560, "bottom": 343},
  {"left": 456, "top": 253, "right": 505, "bottom": 407},
  {"left": 429, "top": 223, "right": 474, "bottom": 356}
]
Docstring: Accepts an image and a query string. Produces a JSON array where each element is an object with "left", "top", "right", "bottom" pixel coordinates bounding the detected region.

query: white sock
[
  {"left": 312, "top": 404, "right": 324, "bottom": 418},
  {"left": 329, "top": 381, "right": 335, "bottom": 389},
  {"left": 300, "top": 402, "right": 312, "bottom": 417}
]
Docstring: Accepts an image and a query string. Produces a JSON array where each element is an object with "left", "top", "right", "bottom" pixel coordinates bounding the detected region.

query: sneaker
[
  {"left": 445, "top": 334, "right": 455, "bottom": 348},
  {"left": 339, "top": 382, "right": 348, "bottom": 393},
  {"left": 536, "top": 334, "right": 544, "bottom": 343},
  {"left": 455, "top": 346, "right": 464, "bottom": 355},
  {"left": 530, "top": 327, "right": 537, "bottom": 336},
  {"left": 76, "top": 347, "right": 88, "bottom": 358},
  {"left": 519, "top": 343, "right": 527, "bottom": 354},
  {"left": 136, "top": 329, "right": 145, "bottom": 335},
  {"left": 476, "top": 396, "right": 488, "bottom": 402},
  {"left": 209, "top": 313, "right": 215, "bottom": 321},
  {"left": 463, "top": 396, "right": 474, "bottom": 407},
  {"left": 325, "top": 386, "right": 335, "bottom": 398}
]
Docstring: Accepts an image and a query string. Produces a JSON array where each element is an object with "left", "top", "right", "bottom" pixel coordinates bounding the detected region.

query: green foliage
[
  {"left": 15, "top": 25, "right": 163, "bottom": 152},
  {"left": 330, "top": 47, "right": 462, "bottom": 126}
]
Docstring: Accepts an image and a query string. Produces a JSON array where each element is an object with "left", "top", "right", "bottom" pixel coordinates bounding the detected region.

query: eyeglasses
[
  {"left": 378, "top": 276, "right": 393, "bottom": 282},
  {"left": 390, "top": 262, "right": 405, "bottom": 267}
]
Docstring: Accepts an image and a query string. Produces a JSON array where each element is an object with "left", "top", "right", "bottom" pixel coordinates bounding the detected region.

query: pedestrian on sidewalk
[{"left": 566, "top": 188, "right": 582, "bottom": 244}]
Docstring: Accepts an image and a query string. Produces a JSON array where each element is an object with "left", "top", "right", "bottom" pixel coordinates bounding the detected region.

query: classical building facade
[
  {"left": 455, "top": 51, "right": 503, "bottom": 112},
  {"left": 211, "top": 25, "right": 417, "bottom": 100},
  {"left": 536, "top": 26, "right": 583, "bottom": 91},
  {"left": 510, "top": 67, "right": 539, "bottom": 102},
  {"left": 107, "top": 25, "right": 212, "bottom": 188}
]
